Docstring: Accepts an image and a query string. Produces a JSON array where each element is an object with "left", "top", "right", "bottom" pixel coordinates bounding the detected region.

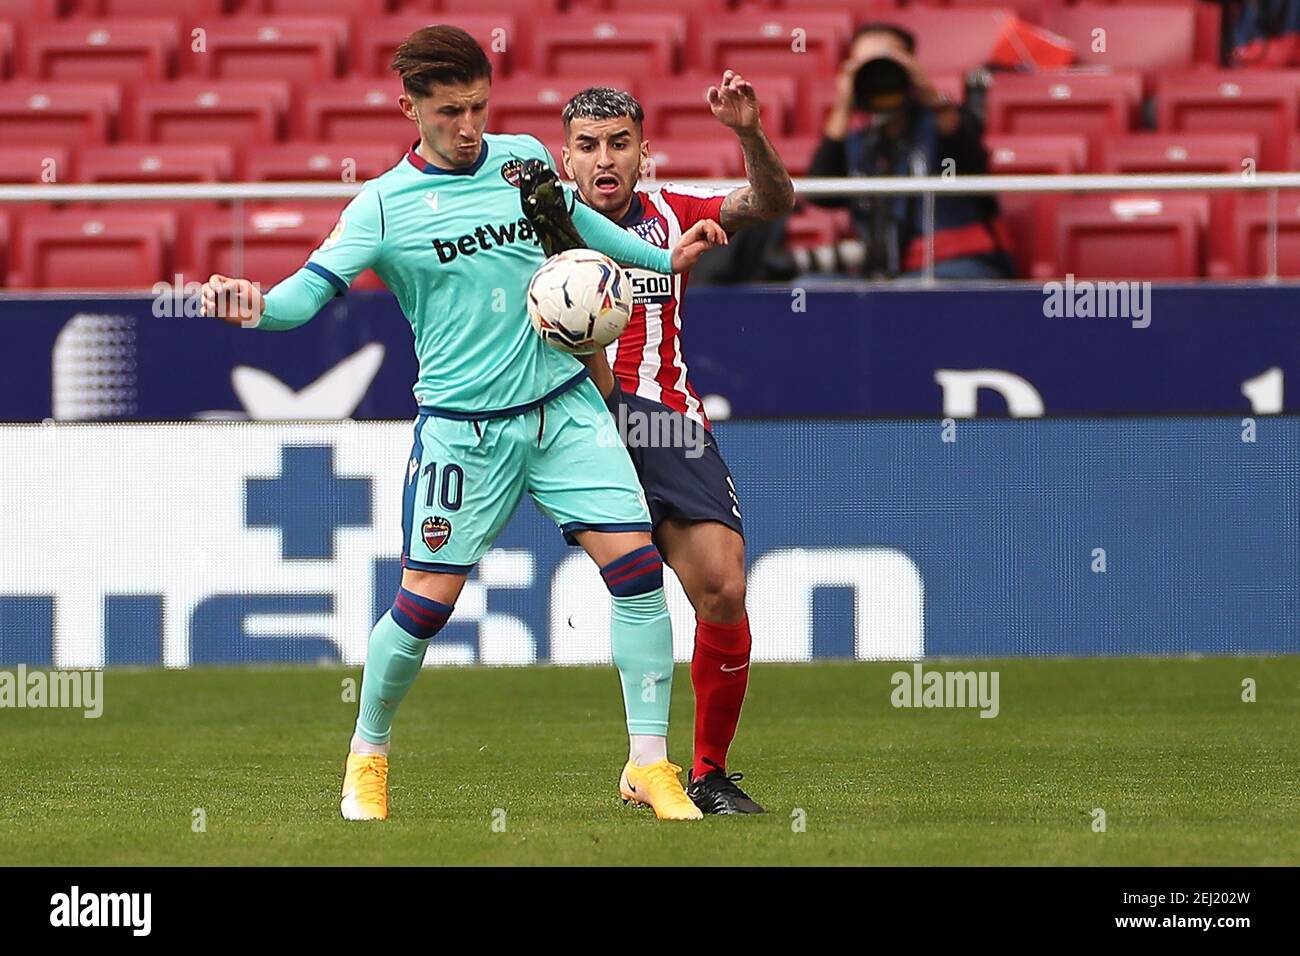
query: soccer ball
[{"left": 526, "top": 249, "right": 633, "bottom": 355}]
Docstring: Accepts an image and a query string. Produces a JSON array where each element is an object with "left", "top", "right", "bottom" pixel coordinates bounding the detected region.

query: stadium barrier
[
  {"left": 4, "top": 285, "right": 1300, "bottom": 421},
  {"left": 2, "top": 171, "right": 1300, "bottom": 280},
  {"left": 1, "top": 418, "right": 1297, "bottom": 667}
]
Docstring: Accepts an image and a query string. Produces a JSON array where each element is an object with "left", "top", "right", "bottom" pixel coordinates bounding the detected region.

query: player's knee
[
  {"left": 694, "top": 572, "right": 747, "bottom": 625},
  {"left": 390, "top": 587, "right": 454, "bottom": 639},
  {"left": 600, "top": 544, "right": 664, "bottom": 597}
]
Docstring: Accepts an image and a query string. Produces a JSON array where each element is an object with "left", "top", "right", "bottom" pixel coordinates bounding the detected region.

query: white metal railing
[
  {"left": 2, "top": 173, "right": 1297, "bottom": 281},
  {"left": 2, "top": 173, "right": 1299, "bottom": 202}
]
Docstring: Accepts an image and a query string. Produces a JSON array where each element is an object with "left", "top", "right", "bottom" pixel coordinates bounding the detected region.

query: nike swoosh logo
[
  {"left": 627, "top": 782, "right": 637, "bottom": 793},
  {"left": 230, "top": 343, "right": 385, "bottom": 419},
  {"left": 720, "top": 662, "right": 749, "bottom": 673}
]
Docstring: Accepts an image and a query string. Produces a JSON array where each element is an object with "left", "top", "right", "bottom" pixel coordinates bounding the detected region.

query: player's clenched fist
[
  {"left": 671, "top": 219, "right": 728, "bottom": 274},
  {"left": 200, "top": 274, "right": 263, "bottom": 327}
]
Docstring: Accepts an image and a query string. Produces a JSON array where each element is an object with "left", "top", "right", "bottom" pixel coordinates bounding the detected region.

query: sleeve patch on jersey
[{"left": 319, "top": 213, "right": 346, "bottom": 251}]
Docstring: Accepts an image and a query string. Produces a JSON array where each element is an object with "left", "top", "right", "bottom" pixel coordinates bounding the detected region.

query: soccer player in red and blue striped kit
[{"left": 559, "top": 74, "right": 794, "bottom": 813}]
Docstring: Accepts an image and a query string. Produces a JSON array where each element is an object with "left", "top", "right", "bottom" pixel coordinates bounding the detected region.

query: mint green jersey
[{"left": 258, "top": 133, "right": 674, "bottom": 417}]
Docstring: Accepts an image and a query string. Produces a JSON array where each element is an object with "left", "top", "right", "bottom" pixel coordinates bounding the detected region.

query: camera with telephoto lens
[{"left": 852, "top": 57, "right": 912, "bottom": 113}]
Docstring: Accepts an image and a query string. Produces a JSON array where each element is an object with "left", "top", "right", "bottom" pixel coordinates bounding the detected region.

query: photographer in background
[{"left": 810, "top": 23, "right": 1014, "bottom": 279}]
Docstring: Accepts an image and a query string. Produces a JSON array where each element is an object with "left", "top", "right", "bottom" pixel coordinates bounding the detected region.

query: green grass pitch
[{"left": 3, "top": 658, "right": 1298, "bottom": 866}]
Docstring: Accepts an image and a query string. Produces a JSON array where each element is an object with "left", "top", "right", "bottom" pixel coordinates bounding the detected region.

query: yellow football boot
[
  {"left": 619, "top": 759, "right": 704, "bottom": 820},
  {"left": 340, "top": 752, "right": 389, "bottom": 821}
]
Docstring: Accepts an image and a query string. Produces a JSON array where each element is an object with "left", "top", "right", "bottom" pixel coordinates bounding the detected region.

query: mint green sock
[
  {"left": 611, "top": 589, "right": 674, "bottom": 736},
  {"left": 355, "top": 611, "right": 430, "bottom": 745}
]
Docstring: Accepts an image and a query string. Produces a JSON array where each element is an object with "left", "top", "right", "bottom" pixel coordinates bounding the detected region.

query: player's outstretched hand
[
  {"left": 200, "top": 274, "right": 263, "bottom": 327},
  {"left": 671, "top": 219, "right": 728, "bottom": 274},
  {"left": 708, "top": 70, "right": 760, "bottom": 131}
]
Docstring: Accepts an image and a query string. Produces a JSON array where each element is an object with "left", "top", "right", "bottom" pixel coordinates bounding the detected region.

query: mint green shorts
[{"left": 401, "top": 378, "right": 650, "bottom": 573}]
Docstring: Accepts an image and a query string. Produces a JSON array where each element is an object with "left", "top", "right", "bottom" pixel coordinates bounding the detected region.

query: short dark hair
[
  {"left": 852, "top": 22, "right": 917, "bottom": 54},
  {"left": 562, "top": 87, "right": 645, "bottom": 130},
  {"left": 390, "top": 25, "right": 492, "bottom": 98}
]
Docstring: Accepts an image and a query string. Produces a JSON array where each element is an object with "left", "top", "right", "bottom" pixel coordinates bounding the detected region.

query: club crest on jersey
[
  {"left": 500, "top": 159, "right": 525, "bottom": 188},
  {"left": 631, "top": 218, "right": 667, "bottom": 246},
  {"left": 422, "top": 516, "right": 452, "bottom": 553}
]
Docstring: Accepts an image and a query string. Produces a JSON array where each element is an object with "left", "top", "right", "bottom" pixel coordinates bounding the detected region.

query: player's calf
[
  {"left": 595, "top": 542, "right": 702, "bottom": 820},
  {"left": 341, "top": 585, "right": 456, "bottom": 821}
]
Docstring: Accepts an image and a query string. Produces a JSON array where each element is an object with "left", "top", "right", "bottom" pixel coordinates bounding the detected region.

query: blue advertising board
[
  {"left": 3, "top": 284, "right": 1300, "bottom": 421},
  {"left": 0, "top": 417, "right": 1295, "bottom": 666}
]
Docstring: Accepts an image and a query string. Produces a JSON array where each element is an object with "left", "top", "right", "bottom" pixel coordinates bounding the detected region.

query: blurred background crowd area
[{"left": 0, "top": 0, "right": 1299, "bottom": 286}]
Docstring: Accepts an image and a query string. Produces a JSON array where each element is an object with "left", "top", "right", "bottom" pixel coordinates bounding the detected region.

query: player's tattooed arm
[
  {"left": 709, "top": 70, "right": 796, "bottom": 231},
  {"left": 721, "top": 131, "right": 796, "bottom": 231}
]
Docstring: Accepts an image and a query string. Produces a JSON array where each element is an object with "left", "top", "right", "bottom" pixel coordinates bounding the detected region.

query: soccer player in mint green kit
[{"left": 200, "top": 25, "right": 727, "bottom": 822}]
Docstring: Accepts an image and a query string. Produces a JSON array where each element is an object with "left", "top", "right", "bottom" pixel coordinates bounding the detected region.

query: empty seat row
[
  {"left": 3, "top": 190, "right": 1300, "bottom": 289},
  {"left": 0, "top": 137, "right": 756, "bottom": 184},
  {"left": 0, "top": 6, "right": 1230, "bottom": 86},
  {"left": 5, "top": 68, "right": 1300, "bottom": 166}
]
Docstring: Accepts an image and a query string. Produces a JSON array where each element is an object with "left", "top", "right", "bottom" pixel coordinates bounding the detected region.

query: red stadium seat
[
  {"left": 1099, "top": 133, "right": 1261, "bottom": 175},
  {"left": 886, "top": 7, "right": 1020, "bottom": 74},
  {"left": 604, "top": 0, "right": 730, "bottom": 11},
  {"left": 1087, "top": 0, "right": 1221, "bottom": 66},
  {"left": 986, "top": 133, "right": 1089, "bottom": 174},
  {"left": 0, "top": 81, "right": 119, "bottom": 146},
  {"left": 79, "top": 0, "right": 223, "bottom": 17},
  {"left": 350, "top": 15, "right": 516, "bottom": 77},
  {"left": 644, "top": 72, "right": 795, "bottom": 138},
  {"left": 1046, "top": 4, "right": 1195, "bottom": 90},
  {"left": 431, "top": 0, "right": 559, "bottom": 11},
  {"left": 984, "top": 135, "right": 1089, "bottom": 279},
  {"left": 1232, "top": 192, "right": 1300, "bottom": 278},
  {"left": 986, "top": 72, "right": 1142, "bottom": 168},
  {"left": 690, "top": 12, "right": 853, "bottom": 77},
  {"left": 981, "top": 132, "right": 1087, "bottom": 278},
  {"left": 433, "top": 0, "right": 559, "bottom": 13},
  {"left": 766, "top": 135, "right": 820, "bottom": 176},
  {"left": 257, "top": 0, "right": 387, "bottom": 14},
  {"left": 0, "top": 0, "right": 57, "bottom": 18},
  {"left": 184, "top": 204, "right": 348, "bottom": 291},
  {"left": 0, "top": 208, "right": 9, "bottom": 286},
  {"left": 488, "top": 74, "right": 636, "bottom": 139},
  {"left": 1054, "top": 194, "right": 1209, "bottom": 279},
  {"left": 241, "top": 142, "right": 401, "bottom": 181},
  {"left": 1099, "top": 133, "right": 1258, "bottom": 281},
  {"left": 770, "top": 0, "right": 895, "bottom": 10},
  {"left": 923, "top": 0, "right": 1054, "bottom": 23},
  {"left": 292, "top": 80, "right": 410, "bottom": 145},
  {"left": 23, "top": 19, "right": 179, "bottom": 83},
  {"left": 784, "top": 202, "right": 850, "bottom": 250},
  {"left": 532, "top": 15, "right": 684, "bottom": 76},
  {"left": 0, "top": 22, "right": 12, "bottom": 79},
  {"left": 0, "top": 145, "right": 72, "bottom": 183},
  {"left": 9, "top": 207, "right": 175, "bottom": 289},
  {"left": 644, "top": 139, "right": 742, "bottom": 179},
  {"left": 128, "top": 80, "right": 290, "bottom": 145},
  {"left": 803, "top": 81, "right": 842, "bottom": 138},
  {"left": 181, "top": 17, "right": 348, "bottom": 83},
  {"left": 1157, "top": 71, "right": 1300, "bottom": 172},
  {"left": 78, "top": 143, "right": 236, "bottom": 182}
]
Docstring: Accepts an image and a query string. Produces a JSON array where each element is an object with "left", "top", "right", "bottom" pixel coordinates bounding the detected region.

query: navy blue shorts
[{"left": 604, "top": 383, "right": 744, "bottom": 537}]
